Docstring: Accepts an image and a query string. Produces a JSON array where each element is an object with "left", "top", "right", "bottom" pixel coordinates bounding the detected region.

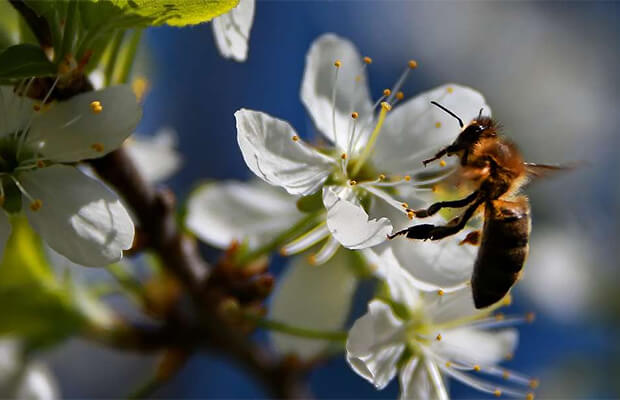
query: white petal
[
  {"left": 186, "top": 180, "right": 301, "bottom": 250},
  {"left": 235, "top": 109, "right": 335, "bottom": 196},
  {"left": 433, "top": 327, "right": 518, "bottom": 366},
  {"left": 372, "top": 84, "right": 490, "bottom": 174},
  {"left": 0, "top": 86, "right": 33, "bottom": 137},
  {"left": 28, "top": 85, "right": 141, "bottom": 162},
  {"left": 399, "top": 358, "right": 428, "bottom": 400},
  {"left": 391, "top": 228, "right": 476, "bottom": 290},
  {"left": 300, "top": 34, "right": 373, "bottom": 150},
  {"left": 211, "top": 0, "right": 255, "bottom": 62},
  {"left": 363, "top": 247, "right": 423, "bottom": 310},
  {"left": 124, "top": 128, "right": 182, "bottom": 183},
  {"left": 346, "top": 300, "right": 405, "bottom": 389},
  {"left": 269, "top": 251, "right": 357, "bottom": 360},
  {"left": 15, "top": 363, "right": 59, "bottom": 400},
  {"left": 20, "top": 165, "right": 134, "bottom": 266},
  {"left": 323, "top": 186, "right": 392, "bottom": 249},
  {"left": 0, "top": 339, "right": 20, "bottom": 389}
]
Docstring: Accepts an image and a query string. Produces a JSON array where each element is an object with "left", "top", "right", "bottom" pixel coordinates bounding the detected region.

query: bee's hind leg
[
  {"left": 412, "top": 190, "right": 479, "bottom": 218},
  {"left": 389, "top": 199, "right": 483, "bottom": 241}
]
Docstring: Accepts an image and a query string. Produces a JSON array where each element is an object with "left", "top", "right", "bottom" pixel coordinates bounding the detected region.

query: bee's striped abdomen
[{"left": 471, "top": 197, "right": 531, "bottom": 309}]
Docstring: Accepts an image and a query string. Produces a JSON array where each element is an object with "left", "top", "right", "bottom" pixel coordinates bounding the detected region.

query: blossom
[
  {"left": 0, "top": 83, "right": 140, "bottom": 266},
  {"left": 235, "top": 33, "right": 489, "bottom": 264},
  {"left": 124, "top": 127, "right": 182, "bottom": 183},
  {"left": 0, "top": 339, "right": 59, "bottom": 399},
  {"left": 347, "top": 247, "right": 537, "bottom": 399},
  {"left": 211, "top": 0, "right": 255, "bottom": 62}
]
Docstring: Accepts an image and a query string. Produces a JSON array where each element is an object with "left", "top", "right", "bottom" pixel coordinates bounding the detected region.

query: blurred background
[{"left": 44, "top": 1, "right": 619, "bottom": 398}]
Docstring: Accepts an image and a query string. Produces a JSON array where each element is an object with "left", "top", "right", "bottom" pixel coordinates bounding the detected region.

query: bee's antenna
[
  {"left": 430, "top": 101, "right": 464, "bottom": 128},
  {"left": 478, "top": 107, "right": 484, "bottom": 120}
]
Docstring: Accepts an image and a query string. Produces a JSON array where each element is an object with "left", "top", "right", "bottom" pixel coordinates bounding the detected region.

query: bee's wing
[{"left": 524, "top": 162, "right": 582, "bottom": 182}]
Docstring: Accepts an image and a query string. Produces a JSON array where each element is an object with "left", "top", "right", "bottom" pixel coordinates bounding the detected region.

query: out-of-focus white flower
[
  {"left": 124, "top": 128, "right": 181, "bottom": 183},
  {"left": 236, "top": 33, "right": 489, "bottom": 264},
  {"left": 0, "top": 83, "right": 139, "bottom": 266},
  {"left": 347, "top": 247, "right": 537, "bottom": 399},
  {"left": 186, "top": 180, "right": 302, "bottom": 250},
  {"left": 0, "top": 339, "right": 59, "bottom": 400},
  {"left": 269, "top": 249, "right": 357, "bottom": 360},
  {"left": 520, "top": 228, "right": 594, "bottom": 322},
  {"left": 211, "top": 0, "right": 255, "bottom": 62}
]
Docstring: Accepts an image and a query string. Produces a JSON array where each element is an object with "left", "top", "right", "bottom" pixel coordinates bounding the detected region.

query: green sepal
[{"left": 0, "top": 44, "right": 56, "bottom": 80}]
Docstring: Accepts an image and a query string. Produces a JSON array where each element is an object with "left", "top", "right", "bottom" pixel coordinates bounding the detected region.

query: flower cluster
[{"left": 187, "top": 33, "right": 536, "bottom": 399}]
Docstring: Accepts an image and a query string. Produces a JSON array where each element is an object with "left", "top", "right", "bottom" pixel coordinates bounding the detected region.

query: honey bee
[{"left": 388, "top": 101, "right": 569, "bottom": 309}]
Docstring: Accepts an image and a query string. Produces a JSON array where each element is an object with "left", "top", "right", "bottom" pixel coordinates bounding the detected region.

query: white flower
[
  {"left": 0, "top": 339, "right": 59, "bottom": 400},
  {"left": 347, "top": 247, "right": 537, "bottom": 399},
  {"left": 0, "top": 83, "right": 140, "bottom": 266},
  {"left": 124, "top": 127, "right": 182, "bottom": 183},
  {"left": 186, "top": 180, "right": 303, "bottom": 250},
  {"left": 212, "top": 0, "right": 255, "bottom": 62},
  {"left": 235, "top": 33, "right": 489, "bottom": 264}
]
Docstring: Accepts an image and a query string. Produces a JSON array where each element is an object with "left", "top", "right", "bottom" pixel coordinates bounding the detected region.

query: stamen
[
  {"left": 396, "top": 91, "right": 404, "bottom": 100},
  {"left": 383, "top": 88, "right": 391, "bottom": 97},
  {"left": 29, "top": 199, "right": 43, "bottom": 211},
  {"left": 437, "top": 289, "right": 445, "bottom": 296},
  {"left": 346, "top": 112, "right": 359, "bottom": 156},
  {"left": 331, "top": 60, "right": 341, "bottom": 142},
  {"left": 350, "top": 102, "right": 391, "bottom": 176},
  {"left": 401, "top": 202, "right": 409, "bottom": 208},
  {"left": 91, "top": 143, "right": 104, "bottom": 152},
  {"left": 359, "top": 184, "right": 409, "bottom": 215},
  {"left": 291, "top": 135, "right": 300, "bottom": 141},
  {"left": 439, "top": 363, "right": 529, "bottom": 398},
  {"left": 280, "top": 223, "right": 330, "bottom": 256},
  {"left": 132, "top": 76, "right": 149, "bottom": 102},
  {"left": 378, "top": 174, "right": 386, "bottom": 181},
  {"left": 435, "top": 121, "right": 442, "bottom": 128},
  {"left": 90, "top": 100, "right": 103, "bottom": 114},
  {"left": 386, "top": 60, "right": 417, "bottom": 103},
  {"left": 363, "top": 56, "right": 372, "bottom": 64},
  {"left": 439, "top": 160, "right": 447, "bottom": 167},
  {"left": 435, "top": 333, "right": 442, "bottom": 341},
  {"left": 348, "top": 180, "right": 357, "bottom": 186},
  {"left": 447, "top": 86, "right": 454, "bottom": 94}
]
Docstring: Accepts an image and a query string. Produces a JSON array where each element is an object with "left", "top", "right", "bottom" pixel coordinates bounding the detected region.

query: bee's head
[{"left": 423, "top": 102, "right": 497, "bottom": 166}]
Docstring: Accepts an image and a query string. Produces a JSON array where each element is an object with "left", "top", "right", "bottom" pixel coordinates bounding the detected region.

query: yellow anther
[
  {"left": 349, "top": 180, "right": 357, "bottom": 186},
  {"left": 505, "top": 353, "right": 513, "bottom": 360},
  {"left": 378, "top": 174, "right": 386, "bottom": 181},
  {"left": 407, "top": 211, "right": 414, "bottom": 220},
  {"left": 334, "top": 60, "right": 342, "bottom": 68},
  {"left": 526, "top": 393, "right": 535, "bottom": 400},
  {"left": 278, "top": 247, "right": 288, "bottom": 256},
  {"left": 439, "top": 160, "right": 447, "bottom": 167},
  {"left": 437, "top": 289, "right": 444, "bottom": 296},
  {"left": 445, "top": 361, "right": 452, "bottom": 368},
  {"left": 307, "top": 254, "right": 317, "bottom": 265},
  {"left": 396, "top": 91, "right": 404, "bottom": 100},
  {"left": 351, "top": 111, "right": 359, "bottom": 119},
  {"left": 447, "top": 86, "right": 454, "bottom": 94},
  {"left": 503, "top": 294, "right": 512, "bottom": 305},
  {"left": 36, "top": 160, "right": 45, "bottom": 168},
  {"left": 355, "top": 75, "right": 362, "bottom": 82},
  {"left": 401, "top": 202, "right": 409, "bottom": 208},
  {"left": 495, "top": 313, "right": 505, "bottom": 321},
  {"left": 435, "top": 121, "right": 441, "bottom": 128},
  {"left": 33, "top": 104, "right": 41, "bottom": 112},
  {"left": 363, "top": 56, "right": 372, "bottom": 64},
  {"left": 292, "top": 135, "right": 300, "bottom": 142},
  {"left": 435, "top": 334, "right": 442, "bottom": 341},
  {"left": 341, "top": 153, "right": 347, "bottom": 160},
  {"left": 529, "top": 379, "right": 539, "bottom": 389},
  {"left": 494, "top": 389, "right": 501, "bottom": 397},
  {"left": 404, "top": 175, "right": 411, "bottom": 181},
  {"left": 408, "top": 60, "right": 418, "bottom": 69},
  {"left": 132, "top": 77, "right": 149, "bottom": 102},
  {"left": 431, "top": 186, "right": 437, "bottom": 192},
  {"left": 383, "top": 89, "right": 391, "bottom": 97},
  {"left": 30, "top": 199, "right": 43, "bottom": 211},
  {"left": 473, "top": 365, "right": 481, "bottom": 372},
  {"left": 502, "top": 370, "right": 510, "bottom": 379},
  {"left": 91, "top": 143, "right": 104, "bottom": 153},
  {"left": 90, "top": 101, "right": 103, "bottom": 114},
  {"left": 0, "top": 196, "right": 5, "bottom": 207},
  {"left": 380, "top": 101, "right": 392, "bottom": 111},
  {"left": 526, "top": 312, "right": 536, "bottom": 323}
]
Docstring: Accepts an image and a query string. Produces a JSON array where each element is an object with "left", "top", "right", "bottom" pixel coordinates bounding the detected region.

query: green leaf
[
  {"left": 0, "top": 217, "right": 85, "bottom": 348},
  {"left": 111, "top": 0, "right": 240, "bottom": 26},
  {"left": 0, "top": 44, "right": 55, "bottom": 80}
]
